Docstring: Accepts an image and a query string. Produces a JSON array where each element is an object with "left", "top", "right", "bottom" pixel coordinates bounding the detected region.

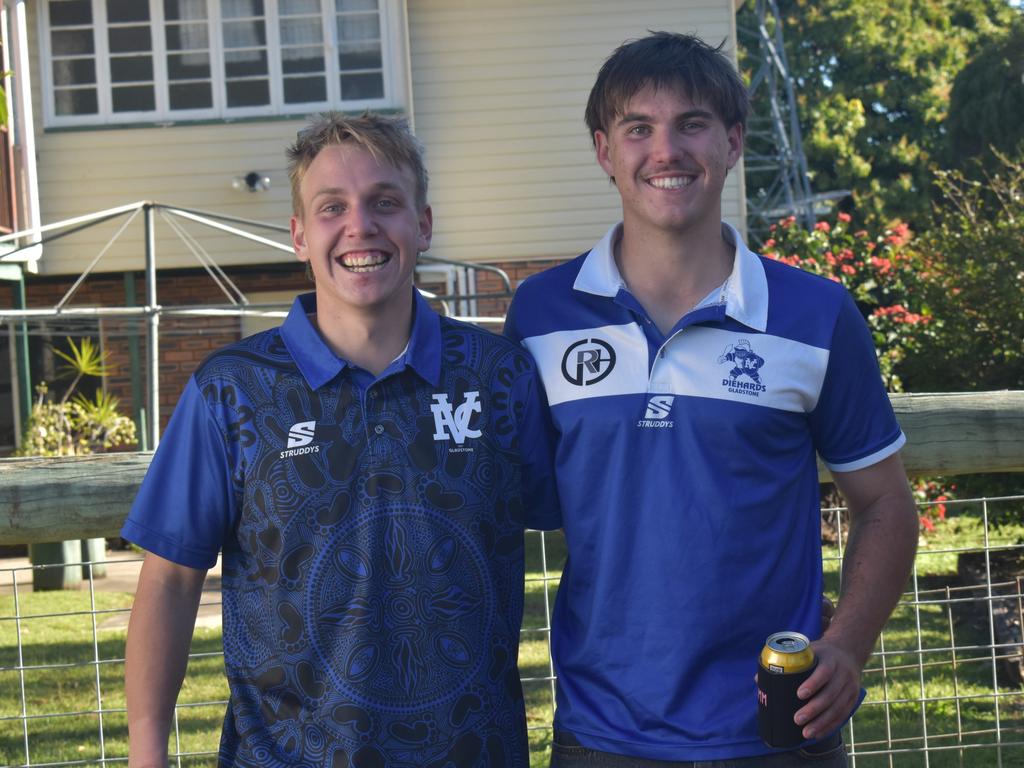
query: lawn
[{"left": 1, "top": 514, "right": 1023, "bottom": 767}]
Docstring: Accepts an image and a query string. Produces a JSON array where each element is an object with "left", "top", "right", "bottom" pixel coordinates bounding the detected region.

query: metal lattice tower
[{"left": 740, "top": 0, "right": 843, "bottom": 241}]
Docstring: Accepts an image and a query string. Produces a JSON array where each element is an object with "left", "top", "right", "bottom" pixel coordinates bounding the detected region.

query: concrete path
[{"left": 0, "top": 548, "right": 224, "bottom": 630}]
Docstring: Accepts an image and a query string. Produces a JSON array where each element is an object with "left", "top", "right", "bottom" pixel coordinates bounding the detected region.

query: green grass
[{"left": 2, "top": 520, "right": 1023, "bottom": 766}]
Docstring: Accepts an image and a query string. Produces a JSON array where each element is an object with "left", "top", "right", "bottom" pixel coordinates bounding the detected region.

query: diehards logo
[
  {"left": 561, "top": 338, "right": 616, "bottom": 386},
  {"left": 431, "top": 392, "right": 482, "bottom": 451},
  {"left": 280, "top": 420, "right": 321, "bottom": 459},
  {"left": 638, "top": 395, "right": 675, "bottom": 428},
  {"left": 717, "top": 339, "right": 767, "bottom": 397}
]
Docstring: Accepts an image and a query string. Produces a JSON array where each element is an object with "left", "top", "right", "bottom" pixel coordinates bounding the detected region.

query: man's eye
[
  {"left": 627, "top": 125, "right": 650, "bottom": 136},
  {"left": 376, "top": 199, "right": 397, "bottom": 209},
  {"left": 321, "top": 204, "right": 342, "bottom": 214}
]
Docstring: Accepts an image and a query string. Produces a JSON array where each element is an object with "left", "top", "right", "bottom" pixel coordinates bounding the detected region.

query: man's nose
[
  {"left": 345, "top": 204, "right": 379, "bottom": 235},
  {"left": 650, "top": 128, "right": 683, "bottom": 163}
]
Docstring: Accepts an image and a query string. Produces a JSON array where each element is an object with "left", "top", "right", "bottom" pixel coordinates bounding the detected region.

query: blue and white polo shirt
[
  {"left": 505, "top": 223, "right": 904, "bottom": 761},
  {"left": 123, "top": 290, "right": 560, "bottom": 768}
]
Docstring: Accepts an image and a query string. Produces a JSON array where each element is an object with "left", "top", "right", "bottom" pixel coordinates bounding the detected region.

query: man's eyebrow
[
  {"left": 615, "top": 108, "right": 716, "bottom": 126},
  {"left": 310, "top": 181, "right": 407, "bottom": 200}
]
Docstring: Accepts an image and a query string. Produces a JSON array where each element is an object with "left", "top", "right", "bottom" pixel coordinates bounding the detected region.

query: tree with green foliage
[
  {"left": 739, "top": 0, "right": 1019, "bottom": 225},
  {"left": 945, "top": 20, "right": 1024, "bottom": 171},
  {"left": 899, "top": 155, "right": 1024, "bottom": 392}
]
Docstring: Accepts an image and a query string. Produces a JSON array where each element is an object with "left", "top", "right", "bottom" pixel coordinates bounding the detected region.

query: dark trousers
[{"left": 549, "top": 730, "right": 847, "bottom": 768}]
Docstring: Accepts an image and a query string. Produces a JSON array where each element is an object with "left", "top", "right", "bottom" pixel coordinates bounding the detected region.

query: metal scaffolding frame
[
  {"left": 0, "top": 201, "right": 513, "bottom": 450},
  {"left": 739, "top": 0, "right": 848, "bottom": 241}
]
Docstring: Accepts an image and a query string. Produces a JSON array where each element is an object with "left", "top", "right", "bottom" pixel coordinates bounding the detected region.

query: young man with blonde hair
[
  {"left": 124, "top": 112, "right": 558, "bottom": 768},
  {"left": 506, "top": 32, "right": 918, "bottom": 766}
]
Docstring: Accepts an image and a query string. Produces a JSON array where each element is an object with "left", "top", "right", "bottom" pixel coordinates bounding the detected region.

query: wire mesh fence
[{"left": 1, "top": 494, "right": 1023, "bottom": 767}]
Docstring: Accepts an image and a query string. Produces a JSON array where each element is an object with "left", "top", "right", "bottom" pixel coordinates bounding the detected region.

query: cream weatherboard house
[{"left": 1, "top": 0, "right": 746, "bottom": 452}]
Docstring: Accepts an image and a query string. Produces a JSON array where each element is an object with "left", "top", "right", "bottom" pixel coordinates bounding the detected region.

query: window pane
[
  {"left": 226, "top": 79, "right": 270, "bottom": 107},
  {"left": 52, "top": 29, "right": 95, "bottom": 56},
  {"left": 164, "top": 0, "right": 208, "bottom": 22},
  {"left": 170, "top": 81, "right": 213, "bottom": 109},
  {"left": 109, "top": 26, "right": 152, "bottom": 53},
  {"left": 337, "top": 0, "right": 378, "bottom": 11},
  {"left": 49, "top": 0, "right": 93, "bottom": 26},
  {"left": 283, "top": 45, "right": 325, "bottom": 74},
  {"left": 222, "top": 0, "right": 265, "bottom": 19},
  {"left": 52, "top": 58, "right": 96, "bottom": 86},
  {"left": 284, "top": 76, "right": 326, "bottom": 103},
  {"left": 111, "top": 55, "right": 154, "bottom": 83},
  {"left": 106, "top": 0, "right": 149, "bottom": 23},
  {"left": 225, "top": 50, "right": 268, "bottom": 77},
  {"left": 55, "top": 87, "right": 98, "bottom": 115},
  {"left": 337, "top": 13, "right": 379, "bottom": 42},
  {"left": 112, "top": 85, "right": 156, "bottom": 111},
  {"left": 223, "top": 20, "right": 267, "bottom": 48},
  {"left": 340, "top": 72, "right": 382, "bottom": 100},
  {"left": 281, "top": 0, "right": 322, "bottom": 14},
  {"left": 168, "top": 52, "right": 211, "bottom": 80},
  {"left": 166, "top": 24, "right": 209, "bottom": 51},
  {"left": 339, "top": 42, "right": 380, "bottom": 71},
  {"left": 280, "top": 18, "right": 322, "bottom": 46}
]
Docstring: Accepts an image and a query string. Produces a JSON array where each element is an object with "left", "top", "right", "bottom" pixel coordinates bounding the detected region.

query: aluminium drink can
[{"left": 757, "top": 631, "right": 817, "bottom": 749}]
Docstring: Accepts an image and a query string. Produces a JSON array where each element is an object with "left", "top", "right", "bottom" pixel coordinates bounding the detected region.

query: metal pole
[
  {"left": 13, "top": 268, "right": 30, "bottom": 429},
  {"left": 144, "top": 203, "right": 159, "bottom": 448},
  {"left": 124, "top": 271, "right": 145, "bottom": 449}
]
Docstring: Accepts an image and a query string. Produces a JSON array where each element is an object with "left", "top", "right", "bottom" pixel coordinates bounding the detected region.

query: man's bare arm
[
  {"left": 125, "top": 553, "right": 207, "bottom": 768},
  {"left": 794, "top": 452, "right": 919, "bottom": 739}
]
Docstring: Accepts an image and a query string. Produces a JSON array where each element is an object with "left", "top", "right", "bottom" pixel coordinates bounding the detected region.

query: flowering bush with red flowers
[
  {"left": 913, "top": 479, "right": 956, "bottom": 535},
  {"left": 759, "top": 213, "right": 935, "bottom": 392}
]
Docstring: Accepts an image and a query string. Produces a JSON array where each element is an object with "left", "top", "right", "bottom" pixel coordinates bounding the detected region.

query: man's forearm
[
  {"left": 826, "top": 482, "right": 919, "bottom": 665},
  {"left": 125, "top": 554, "right": 207, "bottom": 768}
]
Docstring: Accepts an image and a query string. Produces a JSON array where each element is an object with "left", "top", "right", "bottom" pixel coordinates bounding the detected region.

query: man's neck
[
  {"left": 312, "top": 294, "right": 414, "bottom": 377},
  {"left": 615, "top": 219, "right": 734, "bottom": 335}
]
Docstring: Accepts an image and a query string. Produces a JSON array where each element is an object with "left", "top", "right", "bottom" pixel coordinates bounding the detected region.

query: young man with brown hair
[
  {"left": 506, "top": 32, "right": 918, "bottom": 766},
  {"left": 124, "top": 112, "right": 559, "bottom": 768}
]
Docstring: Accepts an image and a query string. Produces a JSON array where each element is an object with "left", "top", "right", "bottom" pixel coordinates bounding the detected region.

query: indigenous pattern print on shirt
[{"left": 124, "top": 293, "right": 556, "bottom": 768}]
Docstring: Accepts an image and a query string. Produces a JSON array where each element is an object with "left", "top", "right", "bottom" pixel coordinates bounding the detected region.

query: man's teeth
[
  {"left": 340, "top": 252, "right": 388, "bottom": 271},
  {"left": 648, "top": 176, "right": 694, "bottom": 189}
]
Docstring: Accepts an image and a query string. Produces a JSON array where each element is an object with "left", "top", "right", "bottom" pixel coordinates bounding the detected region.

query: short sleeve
[
  {"left": 120, "top": 376, "right": 237, "bottom": 569},
  {"left": 512, "top": 360, "right": 562, "bottom": 531},
  {"left": 809, "top": 293, "right": 906, "bottom": 472}
]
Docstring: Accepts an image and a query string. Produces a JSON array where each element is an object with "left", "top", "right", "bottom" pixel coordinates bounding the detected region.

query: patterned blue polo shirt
[
  {"left": 123, "top": 290, "right": 560, "bottom": 768},
  {"left": 505, "top": 223, "right": 904, "bottom": 761}
]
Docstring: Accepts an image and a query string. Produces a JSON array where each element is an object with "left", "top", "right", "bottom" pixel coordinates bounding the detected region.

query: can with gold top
[{"left": 757, "top": 631, "right": 817, "bottom": 748}]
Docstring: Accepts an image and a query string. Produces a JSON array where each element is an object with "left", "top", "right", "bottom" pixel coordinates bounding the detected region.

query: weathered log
[
  {"left": 0, "top": 391, "right": 1022, "bottom": 544},
  {"left": 817, "top": 391, "right": 1024, "bottom": 481},
  {"left": 0, "top": 453, "right": 152, "bottom": 544}
]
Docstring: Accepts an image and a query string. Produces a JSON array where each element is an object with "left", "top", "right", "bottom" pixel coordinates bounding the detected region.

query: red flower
[
  {"left": 838, "top": 212, "right": 852, "bottom": 223},
  {"left": 815, "top": 221, "right": 831, "bottom": 232},
  {"left": 841, "top": 264, "right": 856, "bottom": 275}
]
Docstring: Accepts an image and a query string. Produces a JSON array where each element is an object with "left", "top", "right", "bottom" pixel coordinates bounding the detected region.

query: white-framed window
[{"left": 40, "top": 0, "right": 409, "bottom": 128}]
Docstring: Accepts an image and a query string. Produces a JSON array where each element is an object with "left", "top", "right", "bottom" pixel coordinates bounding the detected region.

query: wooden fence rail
[{"left": 0, "top": 391, "right": 1022, "bottom": 545}]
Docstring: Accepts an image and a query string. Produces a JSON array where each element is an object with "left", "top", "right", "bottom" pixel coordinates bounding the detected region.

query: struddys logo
[
  {"left": 280, "top": 420, "right": 322, "bottom": 459},
  {"left": 637, "top": 395, "right": 675, "bottom": 429},
  {"left": 561, "top": 338, "right": 616, "bottom": 386},
  {"left": 717, "top": 339, "right": 767, "bottom": 397}
]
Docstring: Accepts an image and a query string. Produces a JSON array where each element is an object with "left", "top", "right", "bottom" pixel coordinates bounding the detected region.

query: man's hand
[{"left": 793, "top": 637, "right": 861, "bottom": 740}]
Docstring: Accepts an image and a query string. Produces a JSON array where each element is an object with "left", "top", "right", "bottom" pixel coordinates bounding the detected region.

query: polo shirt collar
[
  {"left": 573, "top": 221, "right": 769, "bottom": 332},
  {"left": 281, "top": 289, "right": 442, "bottom": 390}
]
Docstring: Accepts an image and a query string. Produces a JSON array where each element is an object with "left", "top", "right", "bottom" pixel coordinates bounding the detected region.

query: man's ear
[
  {"left": 291, "top": 214, "right": 308, "bottom": 262},
  {"left": 595, "top": 131, "right": 615, "bottom": 181},
  {"left": 418, "top": 205, "right": 433, "bottom": 254},
  {"left": 726, "top": 123, "right": 744, "bottom": 170}
]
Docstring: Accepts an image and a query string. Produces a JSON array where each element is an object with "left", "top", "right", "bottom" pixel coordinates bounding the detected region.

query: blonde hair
[{"left": 286, "top": 111, "right": 429, "bottom": 216}]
